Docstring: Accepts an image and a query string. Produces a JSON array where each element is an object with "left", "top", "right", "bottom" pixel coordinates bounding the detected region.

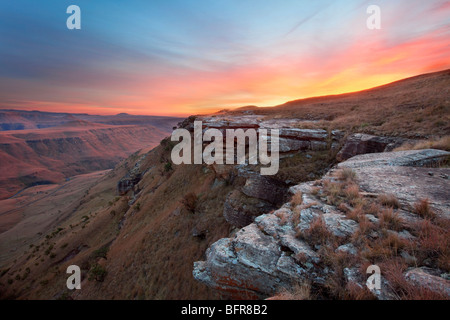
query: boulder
[
  {"left": 193, "top": 224, "right": 312, "bottom": 299},
  {"left": 404, "top": 268, "right": 450, "bottom": 297},
  {"left": 339, "top": 150, "right": 450, "bottom": 217},
  {"left": 336, "top": 133, "right": 406, "bottom": 161},
  {"left": 117, "top": 173, "right": 141, "bottom": 196},
  {"left": 223, "top": 190, "right": 275, "bottom": 228}
]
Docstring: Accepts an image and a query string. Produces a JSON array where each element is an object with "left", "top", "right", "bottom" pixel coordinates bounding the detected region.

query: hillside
[
  {"left": 231, "top": 69, "right": 450, "bottom": 138},
  {"left": 0, "top": 70, "right": 448, "bottom": 300}
]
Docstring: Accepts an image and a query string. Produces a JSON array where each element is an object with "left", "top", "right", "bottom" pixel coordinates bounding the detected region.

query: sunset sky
[{"left": 0, "top": 1, "right": 449, "bottom": 116}]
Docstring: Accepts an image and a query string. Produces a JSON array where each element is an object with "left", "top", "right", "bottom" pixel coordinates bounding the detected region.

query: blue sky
[{"left": 0, "top": 0, "right": 449, "bottom": 115}]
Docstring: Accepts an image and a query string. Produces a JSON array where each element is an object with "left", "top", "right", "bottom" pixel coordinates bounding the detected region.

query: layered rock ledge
[{"left": 193, "top": 149, "right": 450, "bottom": 299}]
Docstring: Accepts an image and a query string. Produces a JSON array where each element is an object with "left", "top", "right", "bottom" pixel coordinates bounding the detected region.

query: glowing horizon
[{"left": 1, "top": 1, "right": 449, "bottom": 117}]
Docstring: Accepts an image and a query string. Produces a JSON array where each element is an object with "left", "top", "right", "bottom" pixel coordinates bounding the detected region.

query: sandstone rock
[
  {"left": 278, "top": 128, "right": 328, "bottom": 140},
  {"left": 337, "top": 243, "right": 358, "bottom": 256},
  {"left": 241, "top": 174, "right": 287, "bottom": 204},
  {"left": 117, "top": 173, "right": 141, "bottom": 196},
  {"left": 404, "top": 268, "right": 450, "bottom": 297},
  {"left": 322, "top": 213, "right": 359, "bottom": 238},
  {"left": 338, "top": 149, "right": 449, "bottom": 168},
  {"left": 278, "top": 138, "right": 311, "bottom": 152},
  {"left": 368, "top": 276, "right": 398, "bottom": 300},
  {"left": 336, "top": 133, "right": 406, "bottom": 161},
  {"left": 223, "top": 190, "right": 274, "bottom": 228},
  {"left": 338, "top": 149, "right": 450, "bottom": 217},
  {"left": 193, "top": 225, "right": 308, "bottom": 299}
]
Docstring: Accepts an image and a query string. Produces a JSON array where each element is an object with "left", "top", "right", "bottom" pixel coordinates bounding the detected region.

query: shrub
[
  {"left": 89, "top": 264, "right": 107, "bottom": 282},
  {"left": 181, "top": 192, "right": 198, "bottom": 214},
  {"left": 164, "top": 161, "right": 173, "bottom": 172},
  {"left": 93, "top": 246, "right": 109, "bottom": 259}
]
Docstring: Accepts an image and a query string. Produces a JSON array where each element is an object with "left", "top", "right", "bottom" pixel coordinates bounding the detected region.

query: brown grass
[
  {"left": 297, "top": 217, "right": 334, "bottom": 246},
  {"left": 344, "top": 183, "right": 360, "bottom": 203},
  {"left": 409, "top": 219, "right": 449, "bottom": 270},
  {"left": 378, "top": 194, "right": 400, "bottom": 209},
  {"left": 290, "top": 192, "right": 303, "bottom": 207},
  {"left": 275, "top": 210, "right": 291, "bottom": 226},
  {"left": 319, "top": 247, "right": 367, "bottom": 299},
  {"left": 363, "top": 232, "right": 408, "bottom": 262},
  {"left": 270, "top": 282, "right": 312, "bottom": 300},
  {"left": 414, "top": 198, "right": 436, "bottom": 220},
  {"left": 381, "top": 258, "right": 448, "bottom": 300},
  {"left": 379, "top": 208, "right": 404, "bottom": 231},
  {"left": 338, "top": 168, "right": 357, "bottom": 182},
  {"left": 181, "top": 192, "right": 198, "bottom": 214},
  {"left": 394, "top": 136, "right": 450, "bottom": 152}
]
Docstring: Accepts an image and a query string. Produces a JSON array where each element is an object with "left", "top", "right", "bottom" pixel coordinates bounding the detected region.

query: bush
[
  {"left": 89, "top": 264, "right": 107, "bottom": 282},
  {"left": 164, "top": 161, "right": 173, "bottom": 172},
  {"left": 181, "top": 192, "right": 198, "bottom": 214},
  {"left": 93, "top": 246, "right": 109, "bottom": 259}
]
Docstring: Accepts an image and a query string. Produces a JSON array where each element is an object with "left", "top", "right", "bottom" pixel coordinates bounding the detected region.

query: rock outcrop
[
  {"left": 222, "top": 168, "right": 289, "bottom": 228},
  {"left": 404, "top": 268, "right": 450, "bottom": 298},
  {"left": 180, "top": 115, "right": 345, "bottom": 156},
  {"left": 117, "top": 154, "right": 148, "bottom": 196},
  {"left": 337, "top": 149, "right": 450, "bottom": 217},
  {"left": 336, "top": 133, "right": 407, "bottom": 162},
  {"left": 194, "top": 149, "right": 450, "bottom": 299}
]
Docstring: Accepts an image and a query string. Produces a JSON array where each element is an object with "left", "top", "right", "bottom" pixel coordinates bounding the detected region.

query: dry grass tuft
[
  {"left": 270, "top": 282, "right": 312, "bottom": 300},
  {"left": 414, "top": 198, "right": 436, "bottom": 220},
  {"left": 344, "top": 282, "right": 377, "bottom": 300},
  {"left": 409, "top": 218, "right": 449, "bottom": 270},
  {"left": 338, "top": 168, "right": 357, "bottom": 182},
  {"left": 275, "top": 210, "right": 291, "bottom": 226},
  {"left": 378, "top": 194, "right": 400, "bottom": 209},
  {"left": 363, "top": 232, "right": 407, "bottom": 262},
  {"left": 298, "top": 216, "right": 334, "bottom": 246},
  {"left": 344, "top": 183, "right": 360, "bottom": 202},
  {"left": 291, "top": 192, "right": 303, "bottom": 207},
  {"left": 181, "top": 192, "right": 198, "bottom": 214},
  {"left": 381, "top": 258, "right": 448, "bottom": 300},
  {"left": 379, "top": 208, "right": 404, "bottom": 231}
]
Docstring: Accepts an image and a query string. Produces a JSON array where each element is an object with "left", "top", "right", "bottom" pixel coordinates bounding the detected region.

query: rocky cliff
[{"left": 194, "top": 149, "right": 450, "bottom": 299}]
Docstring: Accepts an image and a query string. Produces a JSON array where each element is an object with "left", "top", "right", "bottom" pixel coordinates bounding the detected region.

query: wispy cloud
[{"left": 0, "top": 0, "right": 449, "bottom": 115}]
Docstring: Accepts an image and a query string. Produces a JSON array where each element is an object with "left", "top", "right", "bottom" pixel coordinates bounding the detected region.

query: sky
[{"left": 0, "top": 1, "right": 449, "bottom": 116}]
